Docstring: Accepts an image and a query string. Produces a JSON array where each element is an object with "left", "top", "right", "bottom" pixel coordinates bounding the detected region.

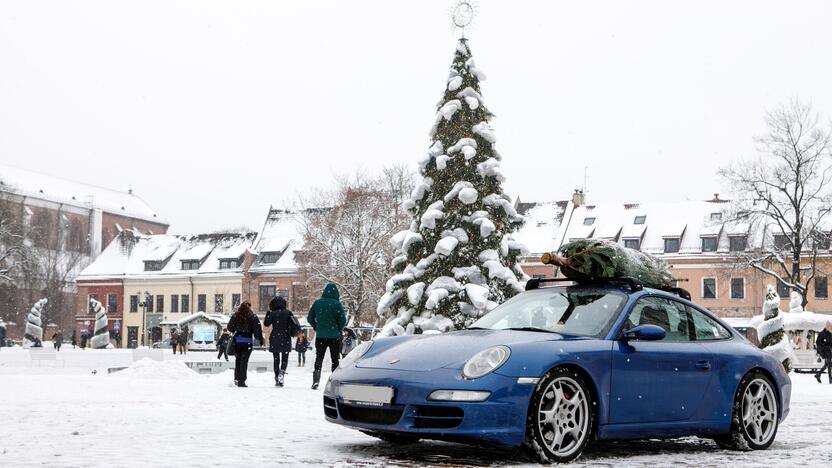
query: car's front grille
[
  {"left": 411, "top": 405, "right": 464, "bottom": 429},
  {"left": 338, "top": 403, "right": 404, "bottom": 425},
  {"left": 323, "top": 396, "right": 338, "bottom": 419}
]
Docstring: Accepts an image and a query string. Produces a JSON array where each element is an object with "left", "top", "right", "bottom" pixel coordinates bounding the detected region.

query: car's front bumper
[{"left": 323, "top": 366, "right": 535, "bottom": 447}]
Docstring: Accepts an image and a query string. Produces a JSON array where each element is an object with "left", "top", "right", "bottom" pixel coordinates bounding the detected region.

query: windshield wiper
[{"left": 504, "top": 327, "right": 557, "bottom": 333}]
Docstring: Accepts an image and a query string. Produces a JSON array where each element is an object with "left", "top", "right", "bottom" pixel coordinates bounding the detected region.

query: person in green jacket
[{"left": 308, "top": 283, "right": 347, "bottom": 389}]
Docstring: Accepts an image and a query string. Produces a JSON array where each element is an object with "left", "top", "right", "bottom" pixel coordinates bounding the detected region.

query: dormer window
[
  {"left": 144, "top": 261, "right": 163, "bottom": 271},
  {"left": 219, "top": 259, "right": 241, "bottom": 269},
  {"left": 181, "top": 260, "right": 200, "bottom": 270},
  {"left": 633, "top": 215, "right": 646, "bottom": 225},
  {"left": 261, "top": 252, "right": 280, "bottom": 264},
  {"left": 701, "top": 236, "right": 718, "bottom": 252},
  {"left": 664, "top": 238, "right": 680, "bottom": 253},
  {"left": 583, "top": 217, "right": 596, "bottom": 226},
  {"left": 710, "top": 213, "right": 723, "bottom": 221}
]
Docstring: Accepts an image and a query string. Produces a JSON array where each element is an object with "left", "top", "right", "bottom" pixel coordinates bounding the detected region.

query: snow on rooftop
[
  {"left": 178, "top": 243, "right": 214, "bottom": 261},
  {"left": 512, "top": 201, "right": 566, "bottom": 256},
  {"left": 0, "top": 163, "right": 166, "bottom": 224},
  {"left": 250, "top": 209, "right": 305, "bottom": 273}
]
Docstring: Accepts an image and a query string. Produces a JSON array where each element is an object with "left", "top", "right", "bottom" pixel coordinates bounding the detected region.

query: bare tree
[
  {"left": 720, "top": 99, "right": 832, "bottom": 307},
  {"left": 298, "top": 167, "right": 414, "bottom": 326}
]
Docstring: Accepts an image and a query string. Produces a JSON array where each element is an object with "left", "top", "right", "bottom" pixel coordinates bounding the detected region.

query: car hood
[{"left": 355, "top": 329, "right": 587, "bottom": 372}]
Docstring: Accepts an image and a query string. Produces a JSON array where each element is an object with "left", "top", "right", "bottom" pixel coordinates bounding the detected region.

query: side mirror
[{"left": 622, "top": 324, "right": 666, "bottom": 341}]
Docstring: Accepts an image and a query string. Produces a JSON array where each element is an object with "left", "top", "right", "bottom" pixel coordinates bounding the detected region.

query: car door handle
[{"left": 695, "top": 360, "right": 711, "bottom": 371}]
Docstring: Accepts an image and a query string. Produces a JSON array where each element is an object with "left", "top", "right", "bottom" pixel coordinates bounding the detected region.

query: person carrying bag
[{"left": 227, "top": 302, "right": 263, "bottom": 387}]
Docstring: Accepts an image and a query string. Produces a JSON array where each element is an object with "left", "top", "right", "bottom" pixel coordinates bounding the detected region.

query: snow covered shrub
[
  {"left": 377, "top": 39, "right": 527, "bottom": 335},
  {"left": 24, "top": 298, "right": 47, "bottom": 347},
  {"left": 757, "top": 285, "right": 792, "bottom": 372},
  {"left": 89, "top": 297, "right": 111, "bottom": 349}
]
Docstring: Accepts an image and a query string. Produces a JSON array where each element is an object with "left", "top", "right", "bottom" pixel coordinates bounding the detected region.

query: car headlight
[
  {"left": 462, "top": 346, "right": 510, "bottom": 379},
  {"left": 338, "top": 340, "right": 373, "bottom": 369}
]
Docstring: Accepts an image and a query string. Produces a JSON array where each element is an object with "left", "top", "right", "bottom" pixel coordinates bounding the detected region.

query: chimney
[
  {"left": 711, "top": 193, "right": 721, "bottom": 202},
  {"left": 572, "top": 189, "right": 585, "bottom": 207}
]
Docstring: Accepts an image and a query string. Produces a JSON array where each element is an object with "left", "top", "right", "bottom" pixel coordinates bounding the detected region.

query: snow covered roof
[
  {"left": 512, "top": 201, "right": 568, "bottom": 256},
  {"left": 249, "top": 208, "right": 305, "bottom": 274},
  {"left": 0, "top": 163, "right": 166, "bottom": 224},
  {"left": 78, "top": 232, "right": 257, "bottom": 279},
  {"left": 160, "top": 312, "right": 230, "bottom": 327}
]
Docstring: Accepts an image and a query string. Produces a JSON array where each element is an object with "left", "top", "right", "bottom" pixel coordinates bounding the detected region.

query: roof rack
[
  {"left": 658, "top": 286, "right": 692, "bottom": 301},
  {"left": 525, "top": 276, "right": 644, "bottom": 293}
]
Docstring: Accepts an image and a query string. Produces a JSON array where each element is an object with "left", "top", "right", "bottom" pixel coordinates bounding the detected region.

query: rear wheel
[
  {"left": 361, "top": 431, "right": 420, "bottom": 445},
  {"left": 715, "top": 371, "right": 779, "bottom": 451},
  {"left": 522, "top": 367, "right": 595, "bottom": 464}
]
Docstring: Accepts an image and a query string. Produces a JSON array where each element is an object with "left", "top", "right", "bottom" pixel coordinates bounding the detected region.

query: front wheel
[
  {"left": 715, "top": 371, "right": 779, "bottom": 451},
  {"left": 522, "top": 367, "right": 595, "bottom": 464}
]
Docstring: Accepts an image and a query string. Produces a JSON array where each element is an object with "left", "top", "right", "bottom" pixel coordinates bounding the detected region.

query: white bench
[
  {"left": 131, "top": 349, "right": 165, "bottom": 362},
  {"left": 29, "top": 348, "right": 63, "bottom": 367}
]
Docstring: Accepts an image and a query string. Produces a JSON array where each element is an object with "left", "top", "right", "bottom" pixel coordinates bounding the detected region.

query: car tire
[
  {"left": 361, "top": 431, "right": 420, "bottom": 445},
  {"left": 714, "top": 370, "right": 779, "bottom": 451},
  {"left": 521, "top": 367, "right": 595, "bottom": 464}
]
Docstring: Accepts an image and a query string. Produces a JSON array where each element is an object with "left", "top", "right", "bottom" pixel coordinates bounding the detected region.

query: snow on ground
[{"left": 1, "top": 348, "right": 831, "bottom": 467}]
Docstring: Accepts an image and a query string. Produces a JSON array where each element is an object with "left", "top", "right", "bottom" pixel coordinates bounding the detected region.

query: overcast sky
[{"left": 2, "top": 0, "right": 832, "bottom": 233}]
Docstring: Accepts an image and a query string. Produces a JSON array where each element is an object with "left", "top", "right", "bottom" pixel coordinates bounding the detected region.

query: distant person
[
  {"left": 70, "top": 330, "right": 77, "bottom": 349},
  {"left": 264, "top": 296, "right": 300, "bottom": 387},
  {"left": 307, "top": 283, "right": 346, "bottom": 390},
  {"left": 178, "top": 327, "right": 188, "bottom": 355},
  {"left": 0, "top": 321, "right": 6, "bottom": 350},
  {"left": 227, "top": 302, "right": 263, "bottom": 387},
  {"left": 79, "top": 330, "right": 88, "bottom": 350},
  {"left": 52, "top": 329, "right": 63, "bottom": 352},
  {"left": 295, "top": 332, "right": 309, "bottom": 367},
  {"left": 170, "top": 329, "right": 179, "bottom": 354},
  {"left": 217, "top": 329, "right": 230, "bottom": 361},
  {"left": 815, "top": 321, "right": 832, "bottom": 384}
]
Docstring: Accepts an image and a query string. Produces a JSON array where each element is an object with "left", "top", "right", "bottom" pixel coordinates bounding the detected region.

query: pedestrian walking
[
  {"left": 52, "top": 329, "right": 63, "bottom": 352},
  {"left": 227, "top": 302, "right": 263, "bottom": 387},
  {"left": 217, "top": 329, "right": 230, "bottom": 361},
  {"left": 0, "top": 320, "right": 6, "bottom": 350},
  {"left": 79, "top": 330, "right": 88, "bottom": 350},
  {"left": 815, "top": 321, "right": 832, "bottom": 384},
  {"left": 178, "top": 327, "right": 188, "bottom": 354},
  {"left": 307, "top": 283, "right": 347, "bottom": 390},
  {"left": 295, "top": 333, "right": 309, "bottom": 367},
  {"left": 70, "top": 330, "right": 77, "bottom": 349},
  {"left": 170, "top": 329, "right": 179, "bottom": 354},
  {"left": 264, "top": 296, "right": 300, "bottom": 387}
]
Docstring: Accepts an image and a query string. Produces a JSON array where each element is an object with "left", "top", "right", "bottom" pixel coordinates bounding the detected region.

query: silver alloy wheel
[
  {"left": 741, "top": 378, "right": 778, "bottom": 446},
  {"left": 537, "top": 376, "right": 589, "bottom": 458}
]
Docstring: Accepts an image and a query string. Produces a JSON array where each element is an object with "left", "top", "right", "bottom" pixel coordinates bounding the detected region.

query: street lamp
[{"left": 138, "top": 291, "right": 151, "bottom": 347}]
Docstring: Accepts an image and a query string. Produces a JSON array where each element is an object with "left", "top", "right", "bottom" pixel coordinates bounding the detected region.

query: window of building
[
  {"left": 729, "top": 235, "right": 747, "bottom": 252},
  {"left": 259, "top": 285, "right": 276, "bottom": 311},
  {"left": 181, "top": 295, "right": 190, "bottom": 313},
  {"left": 730, "top": 278, "right": 745, "bottom": 299},
  {"left": 260, "top": 253, "right": 280, "bottom": 264},
  {"left": 171, "top": 294, "right": 179, "bottom": 313},
  {"left": 701, "top": 236, "right": 718, "bottom": 252},
  {"left": 664, "top": 238, "right": 680, "bottom": 253},
  {"left": 633, "top": 215, "right": 646, "bottom": 225},
  {"left": 107, "top": 293, "right": 117, "bottom": 314},
  {"left": 219, "top": 259, "right": 240, "bottom": 269},
  {"left": 773, "top": 234, "right": 790, "bottom": 250},
  {"left": 129, "top": 295, "right": 139, "bottom": 313},
  {"left": 624, "top": 238, "right": 640, "bottom": 250},
  {"left": 181, "top": 260, "right": 200, "bottom": 270},
  {"left": 156, "top": 295, "right": 164, "bottom": 313},
  {"left": 144, "top": 261, "right": 163, "bottom": 271},
  {"left": 582, "top": 217, "right": 595, "bottom": 226},
  {"left": 815, "top": 276, "right": 828, "bottom": 299},
  {"left": 710, "top": 212, "right": 723, "bottom": 221},
  {"left": 145, "top": 294, "right": 153, "bottom": 313},
  {"left": 88, "top": 294, "right": 99, "bottom": 313},
  {"left": 68, "top": 219, "right": 85, "bottom": 252},
  {"left": 777, "top": 281, "right": 789, "bottom": 298},
  {"left": 214, "top": 294, "right": 223, "bottom": 313},
  {"left": 702, "top": 278, "right": 717, "bottom": 299},
  {"left": 688, "top": 307, "right": 731, "bottom": 340},
  {"left": 197, "top": 294, "right": 206, "bottom": 312},
  {"left": 232, "top": 293, "right": 241, "bottom": 310},
  {"left": 277, "top": 289, "right": 289, "bottom": 300}
]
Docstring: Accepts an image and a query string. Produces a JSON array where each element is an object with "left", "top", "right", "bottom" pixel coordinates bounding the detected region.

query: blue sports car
[{"left": 323, "top": 278, "right": 791, "bottom": 463}]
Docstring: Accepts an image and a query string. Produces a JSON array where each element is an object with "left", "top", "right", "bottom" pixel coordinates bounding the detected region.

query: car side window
[
  {"left": 688, "top": 307, "right": 732, "bottom": 341},
  {"left": 624, "top": 296, "right": 693, "bottom": 342}
]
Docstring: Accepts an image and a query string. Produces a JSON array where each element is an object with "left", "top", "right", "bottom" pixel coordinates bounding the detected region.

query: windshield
[{"left": 470, "top": 287, "right": 627, "bottom": 338}]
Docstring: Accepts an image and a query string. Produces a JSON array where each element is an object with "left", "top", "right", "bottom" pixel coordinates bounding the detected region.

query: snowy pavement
[{"left": 1, "top": 348, "right": 831, "bottom": 467}]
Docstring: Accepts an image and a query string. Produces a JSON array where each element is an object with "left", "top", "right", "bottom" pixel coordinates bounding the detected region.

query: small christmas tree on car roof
[{"left": 541, "top": 239, "right": 674, "bottom": 289}]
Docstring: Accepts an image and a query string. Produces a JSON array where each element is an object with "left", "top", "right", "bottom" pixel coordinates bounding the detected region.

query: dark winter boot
[
  {"left": 277, "top": 370, "right": 285, "bottom": 387},
  {"left": 816, "top": 373, "right": 822, "bottom": 383}
]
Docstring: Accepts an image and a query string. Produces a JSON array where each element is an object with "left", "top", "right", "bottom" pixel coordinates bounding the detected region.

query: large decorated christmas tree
[{"left": 377, "top": 38, "right": 527, "bottom": 335}]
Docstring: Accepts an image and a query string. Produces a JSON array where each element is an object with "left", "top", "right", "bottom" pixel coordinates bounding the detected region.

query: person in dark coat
[
  {"left": 227, "top": 302, "right": 263, "bottom": 387},
  {"left": 70, "top": 330, "right": 77, "bottom": 349},
  {"left": 295, "top": 332, "right": 309, "bottom": 367},
  {"left": 815, "top": 321, "right": 832, "bottom": 384},
  {"left": 307, "top": 283, "right": 347, "bottom": 389},
  {"left": 264, "top": 296, "right": 298, "bottom": 387},
  {"left": 0, "top": 322, "right": 6, "bottom": 350},
  {"left": 178, "top": 326, "right": 188, "bottom": 354},
  {"left": 79, "top": 330, "right": 88, "bottom": 350},
  {"left": 217, "top": 329, "right": 230, "bottom": 361},
  {"left": 52, "top": 329, "right": 63, "bottom": 352},
  {"left": 170, "top": 329, "right": 179, "bottom": 354}
]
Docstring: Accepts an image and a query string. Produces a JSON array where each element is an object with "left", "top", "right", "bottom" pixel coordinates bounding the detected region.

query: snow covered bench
[
  {"left": 29, "top": 348, "right": 63, "bottom": 367},
  {"left": 131, "top": 349, "right": 164, "bottom": 362}
]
